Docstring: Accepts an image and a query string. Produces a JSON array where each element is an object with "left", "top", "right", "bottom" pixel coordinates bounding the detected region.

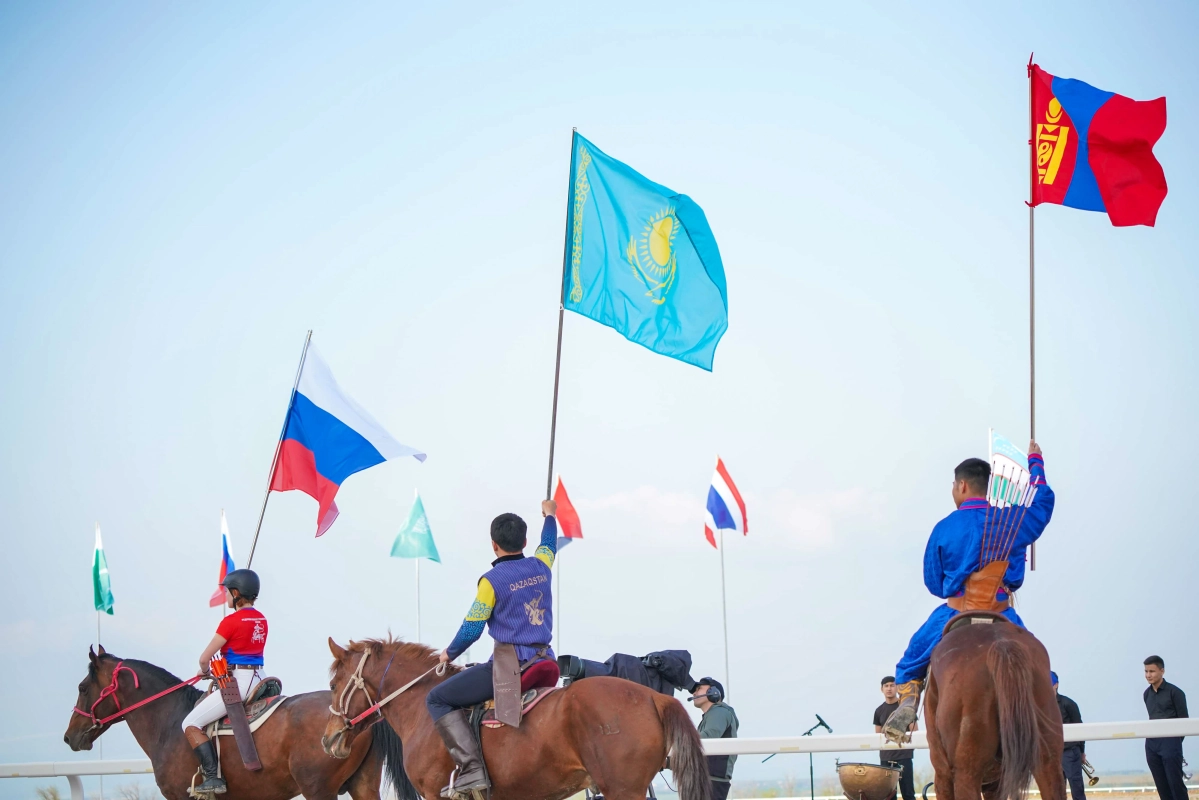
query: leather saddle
[
  {"left": 470, "top": 660, "right": 561, "bottom": 730},
  {"left": 943, "top": 610, "right": 1012, "bottom": 636},
  {"left": 203, "top": 677, "right": 286, "bottom": 736}
]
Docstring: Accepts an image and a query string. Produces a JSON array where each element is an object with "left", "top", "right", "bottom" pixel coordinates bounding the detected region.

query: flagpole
[
  {"left": 719, "top": 528, "right": 730, "bottom": 697},
  {"left": 1027, "top": 54, "right": 1037, "bottom": 571},
  {"left": 96, "top": 609, "right": 104, "bottom": 800},
  {"left": 247, "top": 330, "right": 313, "bottom": 568},
  {"left": 415, "top": 558, "right": 421, "bottom": 643},
  {"left": 545, "top": 129, "right": 578, "bottom": 502}
]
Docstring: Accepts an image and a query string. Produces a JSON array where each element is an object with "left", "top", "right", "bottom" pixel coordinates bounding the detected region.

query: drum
[{"left": 836, "top": 762, "right": 902, "bottom": 800}]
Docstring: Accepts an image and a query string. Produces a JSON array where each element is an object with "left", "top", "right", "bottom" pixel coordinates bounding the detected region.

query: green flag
[
  {"left": 93, "top": 523, "right": 114, "bottom": 615},
  {"left": 390, "top": 491, "right": 440, "bottom": 562}
]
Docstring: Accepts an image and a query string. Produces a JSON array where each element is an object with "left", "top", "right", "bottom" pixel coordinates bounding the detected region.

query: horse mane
[
  {"left": 333, "top": 636, "right": 460, "bottom": 676},
  {"left": 96, "top": 653, "right": 203, "bottom": 712}
]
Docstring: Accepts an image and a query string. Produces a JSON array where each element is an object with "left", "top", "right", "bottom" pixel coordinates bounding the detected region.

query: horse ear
[
  {"left": 89, "top": 646, "right": 99, "bottom": 664},
  {"left": 329, "top": 637, "right": 347, "bottom": 661},
  {"left": 97, "top": 644, "right": 107, "bottom": 656}
]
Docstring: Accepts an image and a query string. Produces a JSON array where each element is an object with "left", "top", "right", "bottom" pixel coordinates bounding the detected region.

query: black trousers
[
  {"left": 1061, "top": 747, "right": 1085, "bottom": 800},
  {"left": 709, "top": 780, "right": 731, "bottom": 800},
  {"left": 426, "top": 662, "right": 494, "bottom": 721},
  {"left": 883, "top": 759, "right": 915, "bottom": 800},
  {"left": 1146, "top": 737, "right": 1189, "bottom": 800}
]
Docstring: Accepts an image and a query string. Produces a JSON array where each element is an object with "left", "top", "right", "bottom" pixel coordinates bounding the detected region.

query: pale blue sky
[{"left": 2, "top": 1, "right": 1197, "bottom": 796}]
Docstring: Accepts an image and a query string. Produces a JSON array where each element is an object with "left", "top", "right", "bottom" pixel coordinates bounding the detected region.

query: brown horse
[
  {"left": 320, "top": 638, "right": 711, "bottom": 800},
  {"left": 64, "top": 646, "right": 410, "bottom": 800},
  {"left": 924, "top": 615, "right": 1065, "bottom": 800}
]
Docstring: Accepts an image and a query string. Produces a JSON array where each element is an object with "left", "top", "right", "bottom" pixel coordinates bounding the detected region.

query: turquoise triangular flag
[{"left": 390, "top": 491, "right": 440, "bottom": 562}]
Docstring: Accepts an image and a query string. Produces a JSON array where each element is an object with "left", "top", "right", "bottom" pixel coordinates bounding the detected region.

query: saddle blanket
[
  {"left": 480, "top": 686, "right": 558, "bottom": 728},
  {"left": 206, "top": 694, "right": 287, "bottom": 737}
]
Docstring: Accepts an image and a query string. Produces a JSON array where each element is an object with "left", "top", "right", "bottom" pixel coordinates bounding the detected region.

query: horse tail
[
  {"left": 988, "top": 638, "right": 1039, "bottom": 800},
  {"left": 656, "top": 695, "right": 712, "bottom": 800},
  {"left": 371, "top": 719, "right": 419, "bottom": 800}
]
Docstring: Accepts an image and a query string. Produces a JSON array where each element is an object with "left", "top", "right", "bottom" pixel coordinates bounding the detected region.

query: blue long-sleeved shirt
[
  {"left": 923, "top": 454, "right": 1053, "bottom": 598},
  {"left": 445, "top": 516, "right": 557, "bottom": 660}
]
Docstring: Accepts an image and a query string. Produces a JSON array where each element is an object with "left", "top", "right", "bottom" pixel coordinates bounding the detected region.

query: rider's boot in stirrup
[
  {"left": 433, "top": 710, "right": 491, "bottom": 799},
  {"left": 882, "top": 680, "right": 923, "bottom": 744},
  {"left": 185, "top": 726, "right": 227, "bottom": 795}
]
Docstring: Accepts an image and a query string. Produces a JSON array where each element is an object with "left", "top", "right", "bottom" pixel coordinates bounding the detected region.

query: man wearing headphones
[{"left": 690, "top": 678, "right": 739, "bottom": 800}]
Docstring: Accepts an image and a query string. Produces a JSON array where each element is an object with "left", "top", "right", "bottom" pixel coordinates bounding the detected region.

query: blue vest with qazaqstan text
[{"left": 482, "top": 556, "right": 553, "bottom": 651}]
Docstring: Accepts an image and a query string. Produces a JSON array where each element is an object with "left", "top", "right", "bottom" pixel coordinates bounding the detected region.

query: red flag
[{"left": 553, "top": 477, "right": 583, "bottom": 541}]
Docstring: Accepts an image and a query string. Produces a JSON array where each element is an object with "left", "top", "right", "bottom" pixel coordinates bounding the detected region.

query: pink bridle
[{"left": 72, "top": 661, "right": 202, "bottom": 730}]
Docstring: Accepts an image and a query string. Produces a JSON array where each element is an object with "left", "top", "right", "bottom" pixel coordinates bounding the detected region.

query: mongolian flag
[
  {"left": 209, "top": 511, "right": 236, "bottom": 607},
  {"left": 1030, "top": 62, "right": 1167, "bottom": 227}
]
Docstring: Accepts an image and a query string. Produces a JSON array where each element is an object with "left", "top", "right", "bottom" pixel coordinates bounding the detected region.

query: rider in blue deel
[
  {"left": 426, "top": 499, "right": 558, "bottom": 799},
  {"left": 882, "top": 441, "right": 1054, "bottom": 742}
]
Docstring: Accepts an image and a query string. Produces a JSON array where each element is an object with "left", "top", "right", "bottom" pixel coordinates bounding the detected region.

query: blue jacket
[{"left": 924, "top": 454, "right": 1053, "bottom": 598}]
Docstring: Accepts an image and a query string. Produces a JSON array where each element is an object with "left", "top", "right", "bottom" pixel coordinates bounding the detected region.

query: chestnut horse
[
  {"left": 64, "top": 647, "right": 408, "bottom": 800},
  {"left": 924, "top": 615, "right": 1065, "bottom": 800},
  {"left": 320, "top": 639, "right": 711, "bottom": 800}
]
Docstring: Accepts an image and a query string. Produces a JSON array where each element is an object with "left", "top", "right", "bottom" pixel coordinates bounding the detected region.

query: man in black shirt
[
  {"left": 1052, "top": 672, "right": 1086, "bottom": 800},
  {"left": 1143, "top": 655, "right": 1189, "bottom": 800},
  {"left": 873, "top": 676, "right": 916, "bottom": 800}
]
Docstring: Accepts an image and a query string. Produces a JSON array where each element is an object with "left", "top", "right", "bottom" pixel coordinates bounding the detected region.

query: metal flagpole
[
  {"left": 416, "top": 559, "right": 421, "bottom": 643},
  {"left": 96, "top": 610, "right": 104, "bottom": 800},
  {"left": 1027, "top": 55, "right": 1037, "bottom": 571},
  {"left": 545, "top": 129, "right": 578, "bottom": 502},
  {"left": 247, "top": 330, "right": 313, "bottom": 568},
  {"left": 719, "top": 529, "right": 730, "bottom": 697}
]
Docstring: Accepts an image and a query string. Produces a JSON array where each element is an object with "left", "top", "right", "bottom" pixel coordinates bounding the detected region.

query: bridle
[
  {"left": 329, "top": 648, "right": 446, "bottom": 732},
  {"left": 72, "top": 661, "right": 202, "bottom": 733}
]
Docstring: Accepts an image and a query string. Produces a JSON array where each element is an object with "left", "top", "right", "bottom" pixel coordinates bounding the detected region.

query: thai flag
[
  {"left": 270, "top": 343, "right": 425, "bottom": 536},
  {"left": 209, "top": 511, "right": 235, "bottom": 607},
  {"left": 704, "top": 457, "right": 747, "bottom": 548}
]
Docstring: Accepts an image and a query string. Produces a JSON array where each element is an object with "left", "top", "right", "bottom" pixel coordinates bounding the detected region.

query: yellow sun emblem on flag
[{"left": 626, "top": 207, "right": 679, "bottom": 305}]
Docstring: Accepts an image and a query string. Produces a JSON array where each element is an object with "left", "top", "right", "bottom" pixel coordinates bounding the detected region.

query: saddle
[
  {"left": 470, "top": 660, "right": 561, "bottom": 730},
  {"left": 943, "top": 610, "right": 1012, "bottom": 636},
  {"left": 202, "top": 677, "right": 286, "bottom": 737}
]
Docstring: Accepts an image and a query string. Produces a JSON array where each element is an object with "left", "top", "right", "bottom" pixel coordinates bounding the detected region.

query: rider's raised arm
[
  {"left": 445, "top": 578, "right": 496, "bottom": 661},
  {"left": 534, "top": 515, "right": 558, "bottom": 569},
  {"left": 1012, "top": 450, "right": 1055, "bottom": 549}
]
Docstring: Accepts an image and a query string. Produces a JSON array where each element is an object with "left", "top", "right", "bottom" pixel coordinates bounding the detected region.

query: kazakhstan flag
[{"left": 563, "top": 133, "right": 728, "bottom": 370}]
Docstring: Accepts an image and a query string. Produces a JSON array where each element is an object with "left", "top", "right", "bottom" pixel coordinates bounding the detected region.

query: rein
[
  {"left": 73, "top": 661, "right": 203, "bottom": 729},
  {"left": 330, "top": 648, "right": 446, "bottom": 729}
]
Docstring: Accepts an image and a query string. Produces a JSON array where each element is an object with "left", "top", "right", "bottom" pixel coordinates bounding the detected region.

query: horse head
[
  {"left": 64, "top": 645, "right": 126, "bottom": 751},
  {"left": 322, "top": 637, "right": 382, "bottom": 759}
]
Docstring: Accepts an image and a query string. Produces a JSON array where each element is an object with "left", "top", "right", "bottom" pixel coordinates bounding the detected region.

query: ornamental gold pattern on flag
[{"left": 1036, "top": 98, "right": 1070, "bottom": 186}]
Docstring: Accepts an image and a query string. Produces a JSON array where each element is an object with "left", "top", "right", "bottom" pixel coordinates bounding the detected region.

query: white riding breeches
[{"left": 181, "top": 668, "right": 263, "bottom": 731}]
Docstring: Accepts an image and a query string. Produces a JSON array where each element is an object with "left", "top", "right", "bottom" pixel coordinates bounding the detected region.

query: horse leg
[{"left": 1032, "top": 747, "right": 1067, "bottom": 800}]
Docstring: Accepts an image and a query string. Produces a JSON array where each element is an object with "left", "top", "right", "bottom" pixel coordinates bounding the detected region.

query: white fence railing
[{"left": 6, "top": 718, "right": 1196, "bottom": 800}]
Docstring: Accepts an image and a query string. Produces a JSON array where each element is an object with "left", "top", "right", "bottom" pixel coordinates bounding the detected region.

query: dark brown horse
[
  {"left": 924, "top": 615, "right": 1065, "bottom": 800},
  {"left": 320, "top": 638, "right": 711, "bottom": 800},
  {"left": 64, "top": 646, "right": 409, "bottom": 800}
]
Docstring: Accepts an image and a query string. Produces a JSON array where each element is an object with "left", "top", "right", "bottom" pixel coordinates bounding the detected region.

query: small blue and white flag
[{"left": 704, "top": 457, "right": 747, "bottom": 548}]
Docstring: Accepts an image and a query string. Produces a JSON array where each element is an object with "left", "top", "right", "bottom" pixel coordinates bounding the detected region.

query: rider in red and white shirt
[{"left": 181, "top": 569, "right": 267, "bottom": 795}]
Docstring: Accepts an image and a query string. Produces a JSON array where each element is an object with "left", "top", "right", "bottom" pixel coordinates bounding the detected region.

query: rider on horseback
[
  {"left": 882, "top": 442, "right": 1054, "bottom": 743},
  {"left": 181, "top": 569, "right": 268, "bottom": 795},
  {"left": 426, "top": 499, "right": 559, "bottom": 800}
]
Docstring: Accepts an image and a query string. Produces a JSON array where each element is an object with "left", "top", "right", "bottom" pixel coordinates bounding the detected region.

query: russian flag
[
  {"left": 704, "top": 457, "right": 747, "bottom": 549},
  {"left": 270, "top": 343, "right": 425, "bottom": 536},
  {"left": 209, "top": 510, "right": 235, "bottom": 607}
]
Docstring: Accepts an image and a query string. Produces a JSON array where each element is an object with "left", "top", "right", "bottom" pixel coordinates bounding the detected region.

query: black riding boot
[
  {"left": 433, "top": 709, "right": 490, "bottom": 799},
  {"left": 192, "top": 739, "right": 227, "bottom": 795}
]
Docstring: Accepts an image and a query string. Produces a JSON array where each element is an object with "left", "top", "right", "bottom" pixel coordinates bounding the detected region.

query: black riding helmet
[{"left": 221, "top": 569, "right": 260, "bottom": 602}]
